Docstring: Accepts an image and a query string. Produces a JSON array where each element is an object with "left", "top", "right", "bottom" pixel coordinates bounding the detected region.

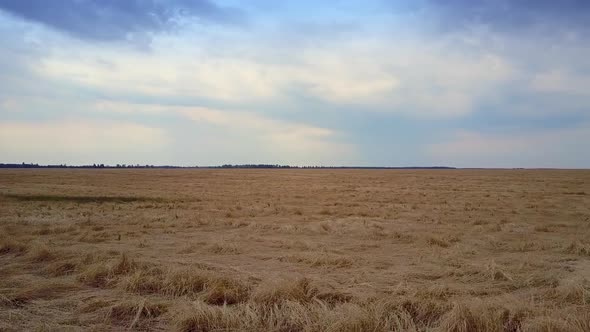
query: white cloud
[
  {"left": 34, "top": 34, "right": 515, "bottom": 117},
  {"left": 531, "top": 69, "right": 590, "bottom": 96},
  {"left": 36, "top": 49, "right": 398, "bottom": 105},
  {"left": 385, "top": 51, "right": 514, "bottom": 116},
  {"left": 92, "top": 101, "right": 358, "bottom": 165},
  {"left": 0, "top": 98, "right": 21, "bottom": 112},
  {"left": 181, "top": 107, "right": 355, "bottom": 165}
]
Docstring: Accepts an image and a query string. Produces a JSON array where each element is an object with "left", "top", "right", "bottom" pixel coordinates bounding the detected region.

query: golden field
[{"left": 0, "top": 169, "right": 589, "bottom": 331}]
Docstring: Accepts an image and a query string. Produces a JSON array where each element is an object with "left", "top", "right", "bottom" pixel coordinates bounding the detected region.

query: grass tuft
[
  {"left": 78, "top": 253, "right": 138, "bottom": 288},
  {"left": 162, "top": 269, "right": 210, "bottom": 297},
  {"left": 438, "top": 301, "right": 525, "bottom": 332},
  {"left": 6, "top": 281, "right": 78, "bottom": 306},
  {"left": 207, "top": 243, "right": 241, "bottom": 254},
  {"left": 252, "top": 278, "right": 318, "bottom": 305},
  {"left": 45, "top": 260, "right": 78, "bottom": 276},
  {"left": 427, "top": 236, "right": 451, "bottom": 248},
  {"left": 201, "top": 276, "right": 250, "bottom": 305},
  {"left": 0, "top": 238, "right": 28, "bottom": 255},
  {"left": 121, "top": 269, "right": 165, "bottom": 294},
  {"left": 282, "top": 253, "right": 354, "bottom": 268},
  {"left": 26, "top": 243, "right": 56, "bottom": 262},
  {"left": 565, "top": 241, "right": 590, "bottom": 256},
  {"left": 107, "top": 299, "right": 168, "bottom": 329}
]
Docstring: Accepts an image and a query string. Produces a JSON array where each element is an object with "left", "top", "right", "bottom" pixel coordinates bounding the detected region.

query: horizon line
[{"left": 1, "top": 162, "right": 589, "bottom": 170}]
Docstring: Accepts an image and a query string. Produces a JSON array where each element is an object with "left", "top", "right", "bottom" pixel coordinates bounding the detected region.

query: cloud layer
[
  {"left": 0, "top": 0, "right": 242, "bottom": 42},
  {"left": 0, "top": 1, "right": 589, "bottom": 167}
]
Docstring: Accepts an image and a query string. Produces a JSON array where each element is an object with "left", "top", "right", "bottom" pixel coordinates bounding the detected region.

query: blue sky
[{"left": 0, "top": 0, "right": 589, "bottom": 167}]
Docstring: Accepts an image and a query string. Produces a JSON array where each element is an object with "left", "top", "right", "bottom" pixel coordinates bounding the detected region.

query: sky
[{"left": 0, "top": 0, "right": 589, "bottom": 168}]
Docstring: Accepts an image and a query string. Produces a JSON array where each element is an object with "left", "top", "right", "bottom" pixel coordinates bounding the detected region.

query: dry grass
[
  {"left": 0, "top": 238, "right": 28, "bottom": 255},
  {"left": 26, "top": 243, "right": 57, "bottom": 262},
  {"left": 437, "top": 300, "right": 526, "bottom": 332},
  {"left": 0, "top": 168, "right": 589, "bottom": 330},
  {"left": 427, "top": 236, "right": 452, "bottom": 248},
  {"left": 162, "top": 269, "right": 210, "bottom": 297},
  {"left": 2, "top": 193, "right": 163, "bottom": 203},
  {"left": 281, "top": 252, "right": 355, "bottom": 268},
  {"left": 107, "top": 298, "right": 168, "bottom": 329},
  {"left": 172, "top": 297, "right": 450, "bottom": 332},
  {"left": 3, "top": 280, "right": 78, "bottom": 306},
  {"left": 565, "top": 241, "right": 590, "bottom": 256},
  {"left": 251, "top": 278, "right": 319, "bottom": 304},
  {"left": 207, "top": 242, "right": 241, "bottom": 254}
]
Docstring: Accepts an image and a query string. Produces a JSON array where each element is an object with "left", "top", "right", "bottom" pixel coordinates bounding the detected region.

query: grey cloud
[
  {"left": 385, "top": 0, "right": 590, "bottom": 34},
  {"left": 427, "top": 0, "right": 590, "bottom": 32},
  {"left": 0, "top": 0, "right": 244, "bottom": 42}
]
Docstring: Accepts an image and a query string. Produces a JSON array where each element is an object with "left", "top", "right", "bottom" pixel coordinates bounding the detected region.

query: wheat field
[{"left": 0, "top": 169, "right": 589, "bottom": 331}]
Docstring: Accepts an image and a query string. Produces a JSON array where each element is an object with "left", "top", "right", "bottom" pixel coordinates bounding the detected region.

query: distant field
[{"left": 0, "top": 169, "right": 589, "bottom": 331}]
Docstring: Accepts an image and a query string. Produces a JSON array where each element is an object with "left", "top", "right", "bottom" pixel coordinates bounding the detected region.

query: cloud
[
  {"left": 0, "top": 98, "right": 21, "bottom": 112},
  {"left": 2, "top": 5, "right": 516, "bottom": 119},
  {"left": 183, "top": 107, "right": 354, "bottom": 165},
  {"left": 34, "top": 36, "right": 514, "bottom": 117},
  {"left": 384, "top": 51, "right": 513, "bottom": 116},
  {"left": 90, "top": 100, "right": 357, "bottom": 165},
  {"left": 421, "top": 0, "right": 590, "bottom": 34},
  {"left": 530, "top": 69, "right": 590, "bottom": 97},
  {"left": 426, "top": 125, "right": 590, "bottom": 168},
  {"left": 0, "top": 0, "right": 243, "bottom": 42},
  {"left": 0, "top": 121, "right": 168, "bottom": 164},
  {"left": 1, "top": 0, "right": 589, "bottom": 167}
]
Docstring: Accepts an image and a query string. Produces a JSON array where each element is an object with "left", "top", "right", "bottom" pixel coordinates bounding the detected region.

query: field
[{"left": 0, "top": 169, "right": 589, "bottom": 331}]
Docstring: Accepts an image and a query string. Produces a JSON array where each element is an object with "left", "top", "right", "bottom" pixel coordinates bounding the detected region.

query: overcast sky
[{"left": 0, "top": 0, "right": 589, "bottom": 167}]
